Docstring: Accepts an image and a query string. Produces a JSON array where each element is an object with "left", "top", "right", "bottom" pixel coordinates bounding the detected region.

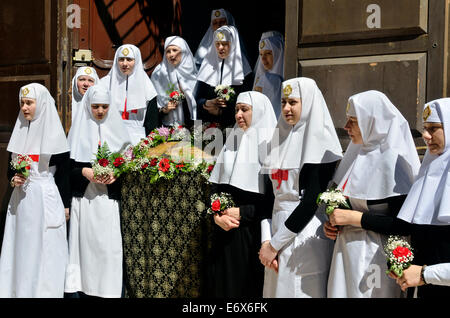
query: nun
[
  {"left": 390, "top": 98, "right": 450, "bottom": 298},
  {"left": 207, "top": 91, "right": 276, "bottom": 297},
  {"left": 71, "top": 66, "right": 99, "bottom": 123},
  {"left": 64, "top": 85, "right": 132, "bottom": 298},
  {"left": 0, "top": 83, "right": 70, "bottom": 297},
  {"left": 194, "top": 8, "right": 236, "bottom": 70},
  {"left": 324, "top": 90, "right": 421, "bottom": 298},
  {"left": 99, "top": 44, "right": 158, "bottom": 144},
  {"left": 151, "top": 36, "right": 197, "bottom": 128},
  {"left": 194, "top": 25, "right": 253, "bottom": 129},
  {"left": 258, "top": 77, "right": 343, "bottom": 298},
  {"left": 253, "top": 31, "right": 284, "bottom": 118}
]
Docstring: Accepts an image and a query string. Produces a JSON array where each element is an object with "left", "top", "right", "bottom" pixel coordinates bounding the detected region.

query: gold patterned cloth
[{"left": 120, "top": 171, "right": 213, "bottom": 298}]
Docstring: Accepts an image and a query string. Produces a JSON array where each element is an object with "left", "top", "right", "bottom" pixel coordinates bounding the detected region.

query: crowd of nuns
[{"left": 1, "top": 8, "right": 450, "bottom": 299}]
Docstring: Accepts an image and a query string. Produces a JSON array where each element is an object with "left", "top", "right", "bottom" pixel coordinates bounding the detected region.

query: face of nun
[
  {"left": 344, "top": 116, "right": 363, "bottom": 144},
  {"left": 281, "top": 97, "right": 302, "bottom": 126},
  {"left": 118, "top": 57, "right": 135, "bottom": 76},
  {"left": 215, "top": 41, "right": 231, "bottom": 59},
  {"left": 20, "top": 98, "right": 37, "bottom": 121},
  {"left": 423, "top": 123, "right": 445, "bottom": 155},
  {"left": 212, "top": 17, "right": 227, "bottom": 31},
  {"left": 165, "top": 45, "right": 182, "bottom": 66},
  {"left": 76, "top": 75, "right": 95, "bottom": 96},
  {"left": 260, "top": 50, "right": 274, "bottom": 71},
  {"left": 91, "top": 104, "right": 109, "bottom": 121},
  {"left": 235, "top": 103, "right": 252, "bottom": 131}
]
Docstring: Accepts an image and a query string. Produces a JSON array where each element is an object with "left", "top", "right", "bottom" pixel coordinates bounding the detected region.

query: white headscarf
[
  {"left": 71, "top": 66, "right": 99, "bottom": 123},
  {"left": 196, "top": 25, "right": 251, "bottom": 87},
  {"left": 333, "top": 90, "right": 420, "bottom": 200},
  {"left": 99, "top": 44, "right": 157, "bottom": 112},
  {"left": 68, "top": 85, "right": 132, "bottom": 163},
  {"left": 397, "top": 98, "right": 450, "bottom": 225},
  {"left": 7, "top": 83, "right": 69, "bottom": 156},
  {"left": 263, "top": 77, "right": 343, "bottom": 171},
  {"left": 209, "top": 91, "right": 277, "bottom": 194},
  {"left": 151, "top": 36, "right": 198, "bottom": 125},
  {"left": 194, "top": 8, "right": 236, "bottom": 69},
  {"left": 253, "top": 31, "right": 284, "bottom": 88}
]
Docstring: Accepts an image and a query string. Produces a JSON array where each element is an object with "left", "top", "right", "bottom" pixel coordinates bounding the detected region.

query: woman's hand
[
  {"left": 213, "top": 213, "right": 240, "bottom": 231},
  {"left": 204, "top": 98, "right": 225, "bottom": 116},
  {"left": 389, "top": 265, "right": 425, "bottom": 291},
  {"left": 324, "top": 221, "right": 339, "bottom": 240},
  {"left": 259, "top": 241, "right": 278, "bottom": 270},
  {"left": 11, "top": 173, "right": 27, "bottom": 187},
  {"left": 65, "top": 208, "right": 70, "bottom": 221},
  {"left": 162, "top": 101, "right": 178, "bottom": 114},
  {"left": 82, "top": 168, "right": 116, "bottom": 184},
  {"left": 329, "top": 208, "right": 362, "bottom": 227},
  {"left": 222, "top": 207, "right": 240, "bottom": 220},
  {"left": 97, "top": 173, "right": 117, "bottom": 185}
]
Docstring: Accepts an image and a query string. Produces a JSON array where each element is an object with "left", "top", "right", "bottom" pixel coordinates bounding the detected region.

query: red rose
[
  {"left": 207, "top": 164, "right": 214, "bottom": 173},
  {"left": 393, "top": 246, "right": 411, "bottom": 259},
  {"left": 113, "top": 157, "right": 125, "bottom": 167},
  {"left": 207, "top": 123, "right": 218, "bottom": 129},
  {"left": 170, "top": 91, "right": 179, "bottom": 98},
  {"left": 150, "top": 158, "right": 158, "bottom": 167},
  {"left": 158, "top": 158, "right": 170, "bottom": 172},
  {"left": 25, "top": 166, "right": 31, "bottom": 170},
  {"left": 211, "top": 199, "right": 221, "bottom": 212},
  {"left": 178, "top": 125, "right": 183, "bottom": 129},
  {"left": 141, "top": 163, "right": 149, "bottom": 170},
  {"left": 222, "top": 89, "right": 228, "bottom": 94},
  {"left": 143, "top": 139, "right": 149, "bottom": 145},
  {"left": 176, "top": 164, "right": 185, "bottom": 169},
  {"left": 98, "top": 158, "right": 109, "bottom": 167}
]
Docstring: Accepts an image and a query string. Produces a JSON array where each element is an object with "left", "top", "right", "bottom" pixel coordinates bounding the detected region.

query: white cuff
[
  {"left": 270, "top": 222, "right": 297, "bottom": 252},
  {"left": 261, "top": 218, "right": 272, "bottom": 243},
  {"left": 424, "top": 263, "right": 450, "bottom": 286}
]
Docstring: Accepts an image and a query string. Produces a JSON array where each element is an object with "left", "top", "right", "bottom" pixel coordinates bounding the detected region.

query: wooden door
[{"left": 285, "top": 0, "right": 449, "bottom": 152}]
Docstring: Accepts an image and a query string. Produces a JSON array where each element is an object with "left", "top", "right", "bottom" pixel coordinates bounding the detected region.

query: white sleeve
[
  {"left": 261, "top": 218, "right": 272, "bottom": 243},
  {"left": 423, "top": 263, "right": 450, "bottom": 286},
  {"left": 270, "top": 222, "right": 297, "bottom": 252}
]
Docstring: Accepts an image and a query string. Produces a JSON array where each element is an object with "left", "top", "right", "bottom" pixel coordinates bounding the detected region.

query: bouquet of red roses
[
  {"left": 92, "top": 142, "right": 114, "bottom": 178},
  {"left": 10, "top": 154, "right": 33, "bottom": 178},
  {"left": 207, "top": 192, "right": 235, "bottom": 215},
  {"left": 384, "top": 235, "right": 414, "bottom": 277},
  {"left": 166, "top": 83, "right": 185, "bottom": 103}
]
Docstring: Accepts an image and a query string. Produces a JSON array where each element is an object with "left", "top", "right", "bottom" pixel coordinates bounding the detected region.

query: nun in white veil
[
  {"left": 258, "top": 77, "right": 343, "bottom": 298},
  {"left": 65, "top": 85, "right": 132, "bottom": 298},
  {"left": 389, "top": 98, "right": 450, "bottom": 298},
  {"left": 71, "top": 66, "right": 99, "bottom": 123},
  {"left": 207, "top": 91, "right": 276, "bottom": 297},
  {"left": 0, "top": 83, "right": 70, "bottom": 297},
  {"left": 324, "top": 90, "right": 421, "bottom": 298},
  {"left": 194, "top": 25, "right": 253, "bottom": 129},
  {"left": 99, "top": 44, "right": 158, "bottom": 144},
  {"left": 151, "top": 36, "right": 197, "bottom": 128},
  {"left": 253, "top": 31, "right": 284, "bottom": 118},
  {"left": 194, "top": 8, "right": 236, "bottom": 70}
]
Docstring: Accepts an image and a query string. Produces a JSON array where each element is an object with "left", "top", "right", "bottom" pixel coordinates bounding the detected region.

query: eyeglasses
[{"left": 422, "top": 124, "right": 443, "bottom": 135}]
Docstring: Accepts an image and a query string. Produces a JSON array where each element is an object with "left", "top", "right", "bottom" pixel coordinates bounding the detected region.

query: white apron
[
  {"left": 263, "top": 169, "right": 334, "bottom": 298},
  {"left": 65, "top": 182, "right": 122, "bottom": 298},
  {"left": 121, "top": 108, "right": 146, "bottom": 145},
  {"left": 327, "top": 197, "right": 405, "bottom": 298},
  {"left": 0, "top": 155, "right": 68, "bottom": 298}
]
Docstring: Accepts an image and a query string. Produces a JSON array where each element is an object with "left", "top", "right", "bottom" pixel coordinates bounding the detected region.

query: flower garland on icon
[
  {"left": 93, "top": 124, "right": 216, "bottom": 184},
  {"left": 384, "top": 235, "right": 414, "bottom": 277}
]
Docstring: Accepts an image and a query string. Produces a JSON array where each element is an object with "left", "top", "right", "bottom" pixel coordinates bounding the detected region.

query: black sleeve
[
  {"left": 50, "top": 152, "right": 71, "bottom": 209},
  {"left": 7, "top": 152, "right": 14, "bottom": 181},
  {"left": 284, "top": 161, "right": 338, "bottom": 233},
  {"left": 361, "top": 195, "right": 413, "bottom": 235},
  {"left": 194, "top": 81, "right": 214, "bottom": 122},
  {"left": 239, "top": 175, "right": 274, "bottom": 225},
  {"left": 144, "top": 97, "right": 160, "bottom": 135},
  {"left": 70, "top": 159, "right": 90, "bottom": 198}
]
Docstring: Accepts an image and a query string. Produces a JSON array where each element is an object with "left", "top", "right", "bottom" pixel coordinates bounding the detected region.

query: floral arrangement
[
  {"left": 316, "top": 187, "right": 351, "bottom": 216},
  {"left": 214, "top": 84, "right": 235, "bottom": 101},
  {"left": 384, "top": 235, "right": 414, "bottom": 277},
  {"left": 166, "top": 83, "right": 185, "bottom": 103},
  {"left": 207, "top": 192, "right": 235, "bottom": 215},
  {"left": 92, "top": 142, "right": 115, "bottom": 178},
  {"left": 10, "top": 154, "right": 33, "bottom": 178}
]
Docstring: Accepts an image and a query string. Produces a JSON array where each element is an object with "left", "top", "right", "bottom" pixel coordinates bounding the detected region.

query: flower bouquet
[
  {"left": 92, "top": 142, "right": 114, "bottom": 178},
  {"left": 214, "top": 84, "right": 235, "bottom": 102},
  {"left": 207, "top": 192, "right": 235, "bottom": 215},
  {"left": 166, "top": 83, "right": 185, "bottom": 103},
  {"left": 316, "top": 187, "right": 351, "bottom": 216},
  {"left": 10, "top": 154, "right": 33, "bottom": 178},
  {"left": 384, "top": 235, "right": 414, "bottom": 277}
]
